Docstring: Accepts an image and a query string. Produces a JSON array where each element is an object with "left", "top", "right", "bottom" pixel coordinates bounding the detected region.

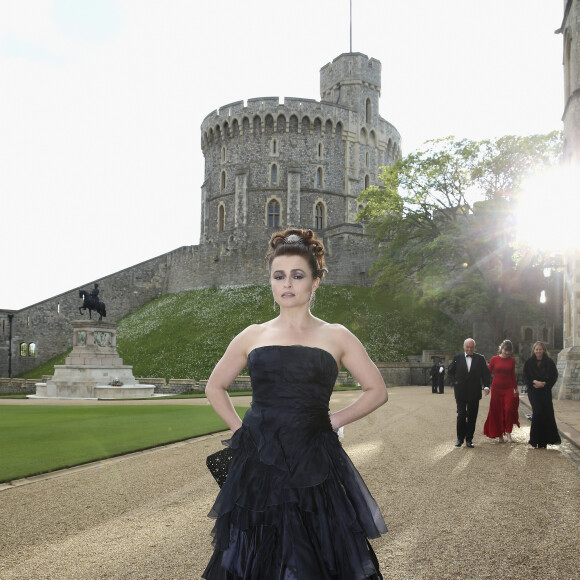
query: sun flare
[{"left": 515, "top": 165, "right": 580, "bottom": 253}]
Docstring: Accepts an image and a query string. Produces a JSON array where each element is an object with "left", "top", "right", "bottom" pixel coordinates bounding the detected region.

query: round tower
[{"left": 199, "top": 53, "right": 401, "bottom": 286}]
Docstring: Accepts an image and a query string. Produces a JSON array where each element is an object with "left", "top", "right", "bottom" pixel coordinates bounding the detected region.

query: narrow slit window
[
  {"left": 315, "top": 202, "right": 324, "bottom": 230},
  {"left": 267, "top": 200, "right": 280, "bottom": 227}
]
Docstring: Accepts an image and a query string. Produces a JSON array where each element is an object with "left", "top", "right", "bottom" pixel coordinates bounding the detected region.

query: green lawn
[{"left": 0, "top": 405, "right": 248, "bottom": 483}]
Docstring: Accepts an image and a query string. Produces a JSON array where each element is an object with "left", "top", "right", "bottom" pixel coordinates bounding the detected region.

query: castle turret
[{"left": 320, "top": 52, "right": 382, "bottom": 124}]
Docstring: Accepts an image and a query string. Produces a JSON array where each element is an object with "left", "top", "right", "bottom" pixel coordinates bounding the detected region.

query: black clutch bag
[{"left": 206, "top": 447, "right": 233, "bottom": 488}]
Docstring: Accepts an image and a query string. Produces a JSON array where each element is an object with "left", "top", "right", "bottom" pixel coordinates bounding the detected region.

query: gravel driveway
[{"left": 1, "top": 387, "right": 578, "bottom": 579}]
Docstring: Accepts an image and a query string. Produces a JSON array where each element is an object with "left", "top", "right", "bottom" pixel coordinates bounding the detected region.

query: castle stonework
[
  {"left": 200, "top": 53, "right": 400, "bottom": 244},
  {"left": 0, "top": 53, "right": 400, "bottom": 378},
  {"left": 555, "top": 0, "right": 580, "bottom": 400}
]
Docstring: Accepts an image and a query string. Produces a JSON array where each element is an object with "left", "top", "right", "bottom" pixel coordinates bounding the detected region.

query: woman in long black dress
[
  {"left": 522, "top": 341, "right": 561, "bottom": 449},
  {"left": 203, "top": 228, "right": 388, "bottom": 579}
]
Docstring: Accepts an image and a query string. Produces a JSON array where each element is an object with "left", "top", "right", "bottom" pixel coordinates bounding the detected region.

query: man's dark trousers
[{"left": 456, "top": 399, "right": 479, "bottom": 442}]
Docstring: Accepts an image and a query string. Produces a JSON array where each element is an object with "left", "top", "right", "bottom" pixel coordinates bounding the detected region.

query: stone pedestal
[
  {"left": 555, "top": 346, "right": 580, "bottom": 401},
  {"left": 32, "top": 321, "right": 154, "bottom": 399}
]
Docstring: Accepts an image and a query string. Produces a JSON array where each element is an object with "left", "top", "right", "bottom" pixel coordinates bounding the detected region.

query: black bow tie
[{"left": 466, "top": 354, "right": 473, "bottom": 358}]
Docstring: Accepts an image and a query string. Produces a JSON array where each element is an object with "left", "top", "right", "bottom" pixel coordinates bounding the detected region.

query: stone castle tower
[
  {"left": 199, "top": 52, "right": 400, "bottom": 262},
  {"left": 555, "top": 0, "right": 580, "bottom": 400},
  {"left": 0, "top": 52, "right": 401, "bottom": 378}
]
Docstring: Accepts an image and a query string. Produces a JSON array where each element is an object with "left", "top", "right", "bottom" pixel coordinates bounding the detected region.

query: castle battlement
[{"left": 201, "top": 100, "right": 400, "bottom": 150}]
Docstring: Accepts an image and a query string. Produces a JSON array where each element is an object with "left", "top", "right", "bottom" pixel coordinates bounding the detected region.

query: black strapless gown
[{"left": 203, "top": 345, "right": 387, "bottom": 579}]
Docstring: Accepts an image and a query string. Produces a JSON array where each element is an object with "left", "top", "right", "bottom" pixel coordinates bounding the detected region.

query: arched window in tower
[
  {"left": 218, "top": 204, "right": 225, "bottom": 233},
  {"left": 267, "top": 199, "right": 280, "bottom": 227},
  {"left": 221, "top": 145, "right": 227, "bottom": 163},
  {"left": 271, "top": 138, "right": 278, "bottom": 155},
  {"left": 20, "top": 343, "right": 27, "bottom": 357},
  {"left": 317, "top": 142, "right": 323, "bottom": 159},
  {"left": 364, "top": 175, "right": 370, "bottom": 189},
  {"left": 28, "top": 342, "right": 36, "bottom": 357},
  {"left": 314, "top": 202, "right": 325, "bottom": 230},
  {"left": 360, "top": 128, "right": 368, "bottom": 145},
  {"left": 221, "top": 170, "right": 226, "bottom": 191},
  {"left": 366, "top": 152, "right": 369, "bottom": 167},
  {"left": 316, "top": 167, "right": 323, "bottom": 188},
  {"left": 271, "top": 164, "right": 278, "bottom": 185},
  {"left": 365, "top": 98, "right": 372, "bottom": 124}
]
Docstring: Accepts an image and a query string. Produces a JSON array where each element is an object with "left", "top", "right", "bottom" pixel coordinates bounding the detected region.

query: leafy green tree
[{"left": 357, "top": 132, "right": 562, "bottom": 344}]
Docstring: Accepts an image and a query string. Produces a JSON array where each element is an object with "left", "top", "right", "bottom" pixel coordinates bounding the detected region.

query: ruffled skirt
[{"left": 203, "top": 415, "right": 386, "bottom": 579}]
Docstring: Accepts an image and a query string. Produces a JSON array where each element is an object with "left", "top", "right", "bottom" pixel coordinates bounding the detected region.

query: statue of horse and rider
[{"left": 79, "top": 283, "right": 107, "bottom": 320}]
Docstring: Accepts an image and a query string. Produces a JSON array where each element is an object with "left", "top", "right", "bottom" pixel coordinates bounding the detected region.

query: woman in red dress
[{"left": 483, "top": 340, "right": 520, "bottom": 443}]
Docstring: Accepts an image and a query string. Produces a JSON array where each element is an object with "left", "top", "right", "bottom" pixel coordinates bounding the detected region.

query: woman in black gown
[
  {"left": 203, "top": 228, "right": 388, "bottom": 579},
  {"left": 522, "top": 341, "right": 561, "bottom": 449}
]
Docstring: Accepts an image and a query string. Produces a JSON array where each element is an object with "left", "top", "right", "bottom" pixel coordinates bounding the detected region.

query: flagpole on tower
[{"left": 350, "top": 0, "right": 352, "bottom": 52}]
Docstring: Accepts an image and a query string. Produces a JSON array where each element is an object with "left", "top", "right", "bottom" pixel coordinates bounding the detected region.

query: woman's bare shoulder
[
  {"left": 314, "top": 322, "right": 363, "bottom": 361},
  {"left": 319, "top": 322, "right": 357, "bottom": 341},
  {"left": 227, "top": 324, "right": 267, "bottom": 354}
]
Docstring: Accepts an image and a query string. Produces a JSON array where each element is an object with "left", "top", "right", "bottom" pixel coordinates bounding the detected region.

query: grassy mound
[{"left": 18, "top": 285, "right": 465, "bottom": 381}]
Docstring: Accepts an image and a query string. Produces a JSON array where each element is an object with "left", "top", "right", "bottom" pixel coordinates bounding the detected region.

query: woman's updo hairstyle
[
  {"left": 498, "top": 339, "right": 513, "bottom": 355},
  {"left": 266, "top": 228, "right": 328, "bottom": 280}
]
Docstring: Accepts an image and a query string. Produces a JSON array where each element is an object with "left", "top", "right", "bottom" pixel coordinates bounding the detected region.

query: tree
[{"left": 357, "top": 132, "right": 562, "bottom": 346}]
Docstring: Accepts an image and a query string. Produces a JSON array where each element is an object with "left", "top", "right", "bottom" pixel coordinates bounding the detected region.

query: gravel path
[{"left": 1, "top": 387, "right": 579, "bottom": 579}]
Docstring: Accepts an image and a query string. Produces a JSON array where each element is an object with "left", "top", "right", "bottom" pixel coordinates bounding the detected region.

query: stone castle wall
[
  {"left": 0, "top": 253, "right": 171, "bottom": 377},
  {"left": 562, "top": 0, "right": 580, "bottom": 164},
  {"left": 556, "top": 0, "right": 580, "bottom": 400},
  {"left": 0, "top": 225, "right": 375, "bottom": 377}
]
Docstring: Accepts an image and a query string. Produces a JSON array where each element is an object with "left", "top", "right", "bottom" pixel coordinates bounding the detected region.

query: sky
[{"left": 0, "top": 0, "right": 565, "bottom": 310}]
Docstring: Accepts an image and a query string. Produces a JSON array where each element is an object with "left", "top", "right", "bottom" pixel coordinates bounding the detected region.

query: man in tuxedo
[
  {"left": 437, "top": 361, "right": 446, "bottom": 394},
  {"left": 429, "top": 362, "right": 440, "bottom": 393},
  {"left": 447, "top": 338, "right": 490, "bottom": 447}
]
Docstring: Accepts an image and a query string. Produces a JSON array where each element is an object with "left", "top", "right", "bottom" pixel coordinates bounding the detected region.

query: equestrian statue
[{"left": 79, "top": 283, "right": 107, "bottom": 320}]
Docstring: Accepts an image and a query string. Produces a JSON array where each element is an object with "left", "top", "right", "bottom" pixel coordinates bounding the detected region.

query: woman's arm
[
  {"left": 204, "top": 328, "right": 254, "bottom": 432},
  {"left": 545, "top": 357, "right": 559, "bottom": 389},
  {"left": 329, "top": 327, "right": 388, "bottom": 431},
  {"left": 511, "top": 357, "right": 518, "bottom": 390},
  {"left": 522, "top": 359, "right": 534, "bottom": 389},
  {"left": 486, "top": 356, "right": 496, "bottom": 395}
]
